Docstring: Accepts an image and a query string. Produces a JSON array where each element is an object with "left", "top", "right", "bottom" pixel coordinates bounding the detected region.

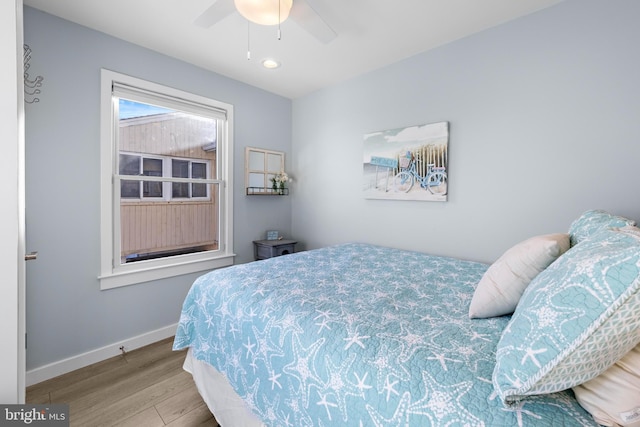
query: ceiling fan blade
[
  {"left": 290, "top": 0, "right": 337, "bottom": 44},
  {"left": 194, "top": 0, "right": 236, "bottom": 28}
]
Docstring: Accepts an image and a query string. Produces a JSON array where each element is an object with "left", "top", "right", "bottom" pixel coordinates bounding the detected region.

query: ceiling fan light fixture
[{"left": 234, "top": 0, "right": 293, "bottom": 26}]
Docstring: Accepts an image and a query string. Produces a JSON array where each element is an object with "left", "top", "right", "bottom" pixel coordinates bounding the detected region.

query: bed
[{"left": 173, "top": 210, "right": 640, "bottom": 427}]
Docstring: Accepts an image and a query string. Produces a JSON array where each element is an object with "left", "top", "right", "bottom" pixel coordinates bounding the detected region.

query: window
[
  {"left": 171, "top": 159, "right": 209, "bottom": 199},
  {"left": 119, "top": 154, "right": 164, "bottom": 199},
  {"left": 100, "top": 70, "right": 234, "bottom": 290},
  {"left": 119, "top": 154, "right": 210, "bottom": 200}
]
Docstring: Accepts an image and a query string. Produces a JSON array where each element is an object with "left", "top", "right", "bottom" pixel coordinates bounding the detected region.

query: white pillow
[
  {"left": 468, "top": 233, "right": 570, "bottom": 319},
  {"left": 573, "top": 344, "right": 640, "bottom": 427}
]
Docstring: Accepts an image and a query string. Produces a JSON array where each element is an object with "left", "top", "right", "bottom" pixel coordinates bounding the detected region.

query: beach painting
[{"left": 363, "top": 121, "right": 449, "bottom": 201}]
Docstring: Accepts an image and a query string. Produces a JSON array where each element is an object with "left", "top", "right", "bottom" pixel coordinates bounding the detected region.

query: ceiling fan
[{"left": 194, "top": 0, "right": 337, "bottom": 44}]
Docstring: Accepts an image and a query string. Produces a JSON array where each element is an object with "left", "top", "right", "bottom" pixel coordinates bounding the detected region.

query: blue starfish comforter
[{"left": 173, "top": 243, "right": 597, "bottom": 426}]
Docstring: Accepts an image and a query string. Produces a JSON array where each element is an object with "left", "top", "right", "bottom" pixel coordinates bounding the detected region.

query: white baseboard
[{"left": 26, "top": 323, "right": 178, "bottom": 387}]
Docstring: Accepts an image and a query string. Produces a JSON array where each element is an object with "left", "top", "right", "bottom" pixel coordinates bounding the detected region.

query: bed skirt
[{"left": 183, "top": 347, "right": 265, "bottom": 427}]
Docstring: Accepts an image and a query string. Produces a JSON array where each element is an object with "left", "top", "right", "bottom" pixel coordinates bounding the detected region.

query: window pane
[
  {"left": 142, "top": 158, "right": 163, "bottom": 198},
  {"left": 192, "top": 162, "right": 206, "bottom": 179},
  {"left": 120, "top": 181, "right": 219, "bottom": 263},
  {"left": 115, "top": 96, "right": 221, "bottom": 267},
  {"left": 119, "top": 154, "right": 141, "bottom": 198},
  {"left": 172, "top": 182, "right": 189, "bottom": 198},
  {"left": 172, "top": 159, "right": 189, "bottom": 178},
  {"left": 191, "top": 162, "right": 207, "bottom": 198},
  {"left": 172, "top": 159, "right": 190, "bottom": 198},
  {"left": 192, "top": 183, "right": 207, "bottom": 198},
  {"left": 120, "top": 154, "right": 140, "bottom": 175},
  {"left": 121, "top": 180, "right": 140, "bottom": 199},
  {"left": 143, "top": 182, "right": 162, "bottom": 198},
  {"left": 144, "top": 158, "right": 163, "bottom": 176}
]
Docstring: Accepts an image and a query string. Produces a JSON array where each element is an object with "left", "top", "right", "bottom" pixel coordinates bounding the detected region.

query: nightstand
[{"left": 253, "top": 239, "right": 297, "bottom": 261}]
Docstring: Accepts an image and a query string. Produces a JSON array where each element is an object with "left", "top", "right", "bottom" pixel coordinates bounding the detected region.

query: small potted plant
[{"left": 271, "top": 171, "right": 291, "bottom": 195}]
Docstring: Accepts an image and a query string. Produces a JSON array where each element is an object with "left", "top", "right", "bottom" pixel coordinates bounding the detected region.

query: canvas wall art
[{"left": 363, "top": 121, "right": 449, "bottom": 201}]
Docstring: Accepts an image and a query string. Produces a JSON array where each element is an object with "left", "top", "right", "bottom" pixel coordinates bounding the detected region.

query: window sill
[{"left": 99, "top": 252, "right": 235, "bottom": 290}]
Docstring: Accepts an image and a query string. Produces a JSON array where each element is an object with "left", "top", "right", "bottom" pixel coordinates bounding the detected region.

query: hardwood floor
[{"left": 26, "top": 337, "right": 219, "bottom": 427}]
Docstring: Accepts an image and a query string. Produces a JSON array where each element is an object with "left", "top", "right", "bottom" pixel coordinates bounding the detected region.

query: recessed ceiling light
[{"left": 262, "top": 59, "right": 280, "bottom": 69}]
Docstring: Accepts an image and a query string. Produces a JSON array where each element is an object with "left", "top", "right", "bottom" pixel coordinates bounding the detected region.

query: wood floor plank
[
  {"left": 25, "top": 390, "right": 50, "bottom": 404},
  {"left": 26, "top": 337, "right": 219, "bottom": 427},
  {"left": 165, "top": 403, "right": 218, "bottom": 427},
  {"left": 52, "top": 348, "right": 185, "bottom": 414},
  {"left": 70, "top": 369, "right": 194, "bottom": 426},
  {"left": 48, "top": 346, "right": 179, "bottom": 403},
  {"left": 123, "top": 337, "right": 179, "bottom": 365},
  {"left": 155, "top": 379, "right": 206, "bottom": 424},
  {"left": 117, "top": 406, "right": 165, "bottom": 427},
  {"left": 26, "top": 353, "right": 129, "bottom": 398}
]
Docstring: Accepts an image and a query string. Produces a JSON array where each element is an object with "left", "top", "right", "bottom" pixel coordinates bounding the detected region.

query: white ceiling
[{"left": 23, "top": 0, "right": 563, "bottom": 99}]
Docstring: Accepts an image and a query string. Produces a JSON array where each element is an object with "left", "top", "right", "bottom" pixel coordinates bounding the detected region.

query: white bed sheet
[{"left": 183, "top": 348, "right": 265, "bottom": 427}]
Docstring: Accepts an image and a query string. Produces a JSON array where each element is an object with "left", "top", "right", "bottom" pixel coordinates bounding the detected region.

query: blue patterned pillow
[
  {"left": 493, "top": 226, "right": 640, "bottom": 406},
  {"left": 568, "top": 209, "right": 636, "bottom": 246}
]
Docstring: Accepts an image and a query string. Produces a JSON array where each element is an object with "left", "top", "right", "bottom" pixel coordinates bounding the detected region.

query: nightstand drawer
[{"left": 253, "top": 239, "right": 297, "bottom": 260}]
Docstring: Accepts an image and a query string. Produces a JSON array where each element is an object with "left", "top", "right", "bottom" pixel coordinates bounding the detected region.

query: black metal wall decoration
[{"left": 24, "top": 44, "right": 44, "bottom": 104}]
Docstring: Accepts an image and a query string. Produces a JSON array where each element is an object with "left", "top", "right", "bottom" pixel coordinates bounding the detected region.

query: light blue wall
[
  {"left": 291, "top": 0, "right": 640, "bottom": 263},
  {"left": 23, "top": 7, "right": 292, "bottom": 370}
]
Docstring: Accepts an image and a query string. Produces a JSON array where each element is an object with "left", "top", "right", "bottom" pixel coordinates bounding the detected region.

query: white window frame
[{"left": 99, "top": 69, "right": 234, "bottom": 290}]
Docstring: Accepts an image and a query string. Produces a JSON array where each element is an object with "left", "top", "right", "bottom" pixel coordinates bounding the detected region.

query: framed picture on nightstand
[{"left": 266, "top": 230, "right": 279, "bottom": 240}]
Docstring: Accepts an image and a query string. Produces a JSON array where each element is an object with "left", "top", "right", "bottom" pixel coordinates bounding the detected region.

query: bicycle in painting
[{"left": 393, "top": 152, "right": 447, "bottom": 195}]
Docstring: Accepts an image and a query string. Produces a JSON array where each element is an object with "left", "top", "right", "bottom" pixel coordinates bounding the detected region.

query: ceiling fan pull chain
[
  {"left": 278, "top": 0, "right": 282, "bottom": 40},
  {"left": 247, "top": 21, "right": 251, "bottom": 60}
]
